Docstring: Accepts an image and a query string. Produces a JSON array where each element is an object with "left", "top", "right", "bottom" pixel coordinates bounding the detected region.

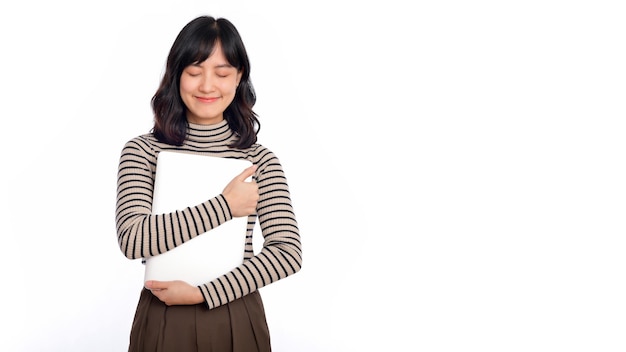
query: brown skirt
[{"left": 128, "top": 288, "right": 271, "bottom": 352}]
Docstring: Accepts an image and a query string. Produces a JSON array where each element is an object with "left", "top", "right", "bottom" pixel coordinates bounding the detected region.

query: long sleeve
[
  {"left": 197, "top": 146, "right": 302, "bottom": 309},
  {"left": 115, "top": 121, "right": 302, "bottom": 310},
  {"left": 115, "top": 136, "right": 233, "bottom": 260}
]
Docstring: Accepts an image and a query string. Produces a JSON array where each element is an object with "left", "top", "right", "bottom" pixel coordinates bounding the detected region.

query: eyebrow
[{"left": 190, "top": 62, "right": 234, "bottom": 69}]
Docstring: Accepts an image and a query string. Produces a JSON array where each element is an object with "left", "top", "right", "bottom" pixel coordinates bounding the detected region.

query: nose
[{"left": 199, "top": 74, "right": 215, "bottom": 93}]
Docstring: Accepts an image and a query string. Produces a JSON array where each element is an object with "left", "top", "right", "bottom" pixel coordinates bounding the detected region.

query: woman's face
[{"left": 179, "top": 42, "right": 242, "bottom": 125}]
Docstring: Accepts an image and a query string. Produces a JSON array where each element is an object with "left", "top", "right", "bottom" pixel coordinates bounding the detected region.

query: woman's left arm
[{"left": 197, "top": 146, "right": 303, "bottom": 309}]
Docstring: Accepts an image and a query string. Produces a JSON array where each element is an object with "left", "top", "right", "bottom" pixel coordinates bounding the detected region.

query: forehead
[{"left": 192, "top": 43, "right": 232, "bottom": 68}]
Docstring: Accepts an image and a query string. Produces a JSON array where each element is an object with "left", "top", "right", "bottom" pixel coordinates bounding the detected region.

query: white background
[{"left": 1, "top": 1, "right": 625, "bottom": 351}]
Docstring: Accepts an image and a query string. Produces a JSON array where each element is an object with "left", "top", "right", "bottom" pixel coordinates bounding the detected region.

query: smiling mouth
[{"left": 196, "top": 96, "right": 219, "bottom": 103}]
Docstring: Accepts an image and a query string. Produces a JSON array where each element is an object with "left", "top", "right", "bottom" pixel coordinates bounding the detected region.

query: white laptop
[{"left": 143, "top": 150, "right": 253, "bottom": 286}]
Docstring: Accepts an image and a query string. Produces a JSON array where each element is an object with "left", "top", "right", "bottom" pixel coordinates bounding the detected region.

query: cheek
[
  {"left": 222, "top": 82, "right": 238, "bottom": 95},
  {"left": 179, "top": 78, "right": 193, "bottom": 95}
]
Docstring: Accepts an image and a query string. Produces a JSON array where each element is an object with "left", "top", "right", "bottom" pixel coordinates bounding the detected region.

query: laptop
[{"left": 143, "top": 150, "right": 253, "bottom": 286}]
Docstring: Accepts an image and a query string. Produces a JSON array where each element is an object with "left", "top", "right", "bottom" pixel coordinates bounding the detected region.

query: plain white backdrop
[{"left": 1, "top": 1, "right": 625, "bottom": 351}]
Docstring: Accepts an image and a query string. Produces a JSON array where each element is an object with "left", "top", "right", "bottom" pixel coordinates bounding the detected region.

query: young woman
[{"left": 115, "top": 16, "right": 302, "bottom": 351}]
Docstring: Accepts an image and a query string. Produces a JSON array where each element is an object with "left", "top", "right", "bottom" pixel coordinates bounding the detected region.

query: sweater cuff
[
  {"left": 199, "top": 282, "right": 219, "bottom": 309},
  {"left": 217, "top": 194, "right": 233, "bottom": 221}
]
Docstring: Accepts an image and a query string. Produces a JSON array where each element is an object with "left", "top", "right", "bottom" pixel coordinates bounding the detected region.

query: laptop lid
[{"left": 143, "top": 150, "right": 252, "bottom": 286}]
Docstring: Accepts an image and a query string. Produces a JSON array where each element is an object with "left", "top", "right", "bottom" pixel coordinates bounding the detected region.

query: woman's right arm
[{"left": 115, "top": 138, "right": 233, "bottom": 260}]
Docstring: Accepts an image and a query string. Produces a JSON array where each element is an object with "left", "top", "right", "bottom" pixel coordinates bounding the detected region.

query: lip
[{"left": 196, "top": 96, "right": 220, "bottom": 103}]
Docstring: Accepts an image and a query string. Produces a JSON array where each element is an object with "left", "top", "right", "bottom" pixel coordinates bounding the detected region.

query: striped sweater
[{"left": 115, "top": 119, "right": 302, "bottom": 309}]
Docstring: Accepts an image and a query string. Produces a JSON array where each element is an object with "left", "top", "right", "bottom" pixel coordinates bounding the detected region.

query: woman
[{"left": 115, "top": 15, "right": 302, "bottom": 351}]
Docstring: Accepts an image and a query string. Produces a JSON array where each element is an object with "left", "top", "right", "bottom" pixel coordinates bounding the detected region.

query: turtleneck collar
[{"left": 186, "top": 119, "right": 238, "bottom": 144}]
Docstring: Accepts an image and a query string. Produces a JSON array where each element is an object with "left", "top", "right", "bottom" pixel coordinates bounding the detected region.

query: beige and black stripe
[{"left": 115, "top": 120, "right": 302, "bottom": 309}]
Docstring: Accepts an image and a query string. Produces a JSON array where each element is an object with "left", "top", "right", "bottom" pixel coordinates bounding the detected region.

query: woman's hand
[
  {"left": 222, "top": 165, "right": 259, "bottom": 217},
  {"left": 145, "top": 280, "right": 204, "bottom": 306}
]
